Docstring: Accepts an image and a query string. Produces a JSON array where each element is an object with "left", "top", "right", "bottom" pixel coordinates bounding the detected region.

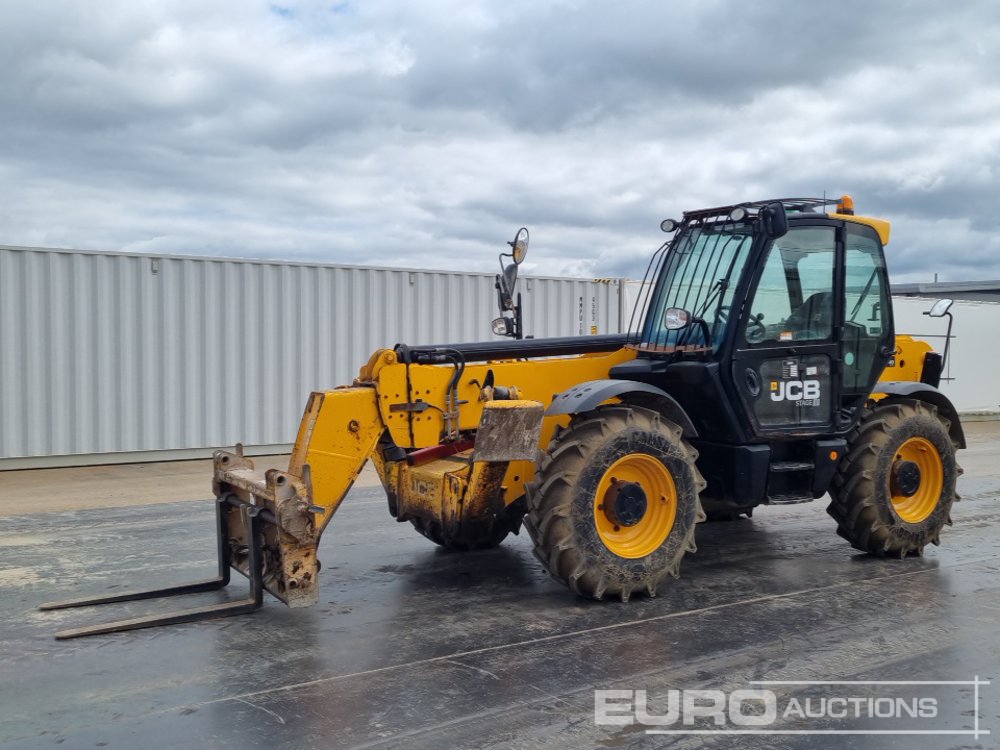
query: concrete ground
[
  {"left": 1, "top": 422, "right": 999, "bottom": 749},
  {"left": 0, "top": 456, "right": 381, "bottom": 517}
]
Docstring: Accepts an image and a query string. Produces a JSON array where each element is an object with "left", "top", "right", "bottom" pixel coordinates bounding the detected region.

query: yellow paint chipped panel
[
  {"left": 376, "top": 346, "right": 636, "bottom": 449},
  {"left": 372, "top": 347, "right": 636, "bottom": 504}
]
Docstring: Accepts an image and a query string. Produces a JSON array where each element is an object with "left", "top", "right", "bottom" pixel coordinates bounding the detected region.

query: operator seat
[{"left": 786, "top": 291, "right": 833, "bottom": 339}]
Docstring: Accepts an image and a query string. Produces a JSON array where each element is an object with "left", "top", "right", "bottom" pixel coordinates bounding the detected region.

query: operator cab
[{"left": 612, "top": 197, "right": 895, "bottom": 507}]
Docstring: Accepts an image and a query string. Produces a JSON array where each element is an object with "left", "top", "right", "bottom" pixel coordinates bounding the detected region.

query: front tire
[
  {"left": 829, "top": 399, "right": 960, "bottom": 557},
  {"left": 525, "top": 405, "right": 705, "bottom": 601}
]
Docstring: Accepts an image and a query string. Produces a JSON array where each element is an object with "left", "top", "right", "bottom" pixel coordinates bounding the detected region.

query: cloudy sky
[{"left": 1, "top": 1, "right": 998, "bottom": 282}]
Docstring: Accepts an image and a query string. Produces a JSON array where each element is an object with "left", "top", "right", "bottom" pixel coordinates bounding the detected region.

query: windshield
[{"left": 639, "top": 224, "right": 754, "bottom": 350}]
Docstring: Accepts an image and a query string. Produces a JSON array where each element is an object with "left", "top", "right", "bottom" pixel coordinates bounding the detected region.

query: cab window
[
  {"left": 744, "top": 226, "right": 836, "bottom": 344},
  {"left": 842, "top": 224, "right": 891, "bottom": 391}
]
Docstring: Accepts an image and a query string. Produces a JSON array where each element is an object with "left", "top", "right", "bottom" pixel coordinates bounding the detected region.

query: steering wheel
[{"left": 746, "top": 314, "right": 767, "bottom": 343}]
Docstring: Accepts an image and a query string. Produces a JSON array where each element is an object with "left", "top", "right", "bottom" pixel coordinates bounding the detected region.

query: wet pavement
[{"left": 1, "top": 427, "right": 999, "bottom": 749}]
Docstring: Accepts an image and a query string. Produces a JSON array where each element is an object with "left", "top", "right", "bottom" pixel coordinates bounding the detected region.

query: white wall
[{"left": 892, "top": 297, "right": 1000, "bottom": 414}]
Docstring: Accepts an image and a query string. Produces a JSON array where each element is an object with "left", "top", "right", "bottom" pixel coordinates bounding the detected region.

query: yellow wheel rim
[
  {"left": 594, "top": 453, "right": 677, "bottom": 559},
  {"left": 890, "top": 437, "right": 944, "bottom": 523}
]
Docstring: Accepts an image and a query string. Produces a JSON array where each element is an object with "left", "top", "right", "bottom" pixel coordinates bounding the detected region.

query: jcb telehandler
[{"left": 43, "top": 196, "right": 964, "bottom": 639}]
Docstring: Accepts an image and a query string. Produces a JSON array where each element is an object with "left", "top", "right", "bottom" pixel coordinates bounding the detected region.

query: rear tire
[
  {"left": 410, "top": 500, "right": 525, "bottom": 551},
  {"left": 828, "top": 399, "right": 960, "bottom": 557},
  {"left": 525, "top": 405, "right": 705, "bottom": 601}
]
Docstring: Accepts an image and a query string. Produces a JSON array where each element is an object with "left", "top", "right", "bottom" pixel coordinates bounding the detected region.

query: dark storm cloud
[{"left": 0, "top": 0, "right": 997, "bottom": 281}]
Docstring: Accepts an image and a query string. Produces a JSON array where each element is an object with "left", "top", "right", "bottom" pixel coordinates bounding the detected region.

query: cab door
[
  {"left": 731, "top": 224, "right": 841, "bottom": 435},
  {"left": 840, "top": 222, "right": 894, "bottom": 417}
]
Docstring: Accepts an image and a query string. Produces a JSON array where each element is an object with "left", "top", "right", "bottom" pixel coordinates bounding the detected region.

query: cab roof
[{"left": 679, "top": 196, "right": 890, "bottom": 246}]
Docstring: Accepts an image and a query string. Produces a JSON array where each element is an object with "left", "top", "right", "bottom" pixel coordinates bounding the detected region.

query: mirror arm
[
  {"left": 941, "top": 310, "right": 954, "bottom": 370},
  {"left": 923, "top": 300, "right": 955, "bottom": 371},
  {"left": 492, "top": 228, "right": 529, "bottom": 338},
  {"left": 495, "top": 274, "right": 512, "bottom": 312}
]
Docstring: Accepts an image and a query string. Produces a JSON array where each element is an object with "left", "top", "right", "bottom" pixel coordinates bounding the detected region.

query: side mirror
[
  {"left": 923, "top": 298, "right": 955, "bottom": 371},
  {"left": 497, "top": 226, "right": 529, "bottom": 307},
  {"left": 502, "top": 263, "right": 519, "bottom": 303},
  {"left": 926, "top": 298, "right": 954, "bottom": 318},
  {"left": 760, "top": 202, "right": 788, "bottom": 239},
  {"left": 510, "top": 227, "right": 529, "bottom": 264},
  {"left": 494, "top": 227, "right": 530, "bottom": 339},
  {"left": 663, "top": 307, "right": 691, "bottom": 330}
]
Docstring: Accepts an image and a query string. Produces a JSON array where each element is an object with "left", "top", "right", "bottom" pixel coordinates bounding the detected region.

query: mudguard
[
  {"left": 874, "top": 381, "right": 966, "bottom": 449},
  {"left": 546, "top": 378, "right": 698, "bottom": 437}
]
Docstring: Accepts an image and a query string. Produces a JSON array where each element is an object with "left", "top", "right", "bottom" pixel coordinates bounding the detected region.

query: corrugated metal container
[{"left": 0, "top": 246, "right": 620, "bottom": 467}]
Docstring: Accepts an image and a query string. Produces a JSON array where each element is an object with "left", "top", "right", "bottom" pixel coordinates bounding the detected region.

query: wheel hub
[
  {"left": 603, "top": 480, "right": 648, "bottom": 527},
  {"left": 890, "top": 436, "right": 945, "bottom": 524},
  {"left": 593, "top": 452, "right": 678, "bottom": 559},
  {"left": 891, "top": 459, "right": 922, "bottom": 498}
]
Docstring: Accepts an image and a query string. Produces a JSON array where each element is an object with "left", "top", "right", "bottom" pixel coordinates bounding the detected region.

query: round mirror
[
  {"left": 662, "top": 307, "right": 691, "bottom": 330},
  {"left": 660, "top": 218, "right": 679, "bottom": 233},
  {"left": 512, "top": 227, "right": 529, "bottom": 265}
]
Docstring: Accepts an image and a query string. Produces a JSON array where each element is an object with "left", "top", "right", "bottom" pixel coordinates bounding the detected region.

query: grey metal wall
[{"left": 0, "top": 246, "right": 620, "bottom": 466}]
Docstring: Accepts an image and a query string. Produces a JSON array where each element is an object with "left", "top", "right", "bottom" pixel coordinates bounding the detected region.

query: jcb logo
[
  {"left": 770, "top": 379, "right": 821, "bottom": 402},
  {"left": 411, "top": 477, "right": 434, "bottom": 496}
]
